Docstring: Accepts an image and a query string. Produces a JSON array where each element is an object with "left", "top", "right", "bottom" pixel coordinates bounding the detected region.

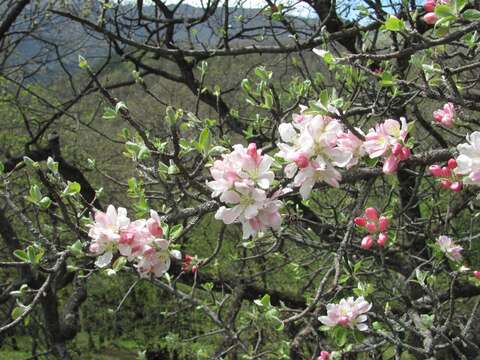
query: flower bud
[
  {"left": 424, "top": 0, "right": 436, "bottom": 12},
  {"left": 192, "top": 265, "right": 198, "bottom": 273},
  {"left": 318, "top": 351, "right": 330, "bottom": 360},
  {"left": 429, "top": 165, "right": 443, "bottom": 177},
  {"left": 474, "top": 271, "right": 480, "bottom": 280},
  {"left": 354, "top": 217, "right": 367, "bottom": 227},
  {"left": 377, "top": 233, "right": 388, "bottom": 247},
  {"left": 89, "top": 243, "right": 100, "bottom": 253},
  {"left": 440, "top": 179, "right": 452, "bottom": 189},
  {"left": 441, "top": 166, "right": 452, "bottom": 178},
  {"left": 361, "top": 235, "right": 374, "bottom": 249},
  {"left": 366, "top": 222, "right": 378, "bottom": 233},
  {"left": 365, "top": 207, "right": 379, "bottom": 221},
  {"left": 392, "top": 143, "right": 402, "bottom": 156},
  {"left": 447, "top": 158, "right": 457, "bottom": 170},
  {"left": 423, "top": 12, "right": 438, "bottom": 25},
  {"left": 379, "top": 216, "right": 389, "bottom": 232},
  {"left": 400, "top": 147, "right": 411, "bottom": 160},
  {"left": 450, "top": 182, "right": 462, "bottom": 192}
]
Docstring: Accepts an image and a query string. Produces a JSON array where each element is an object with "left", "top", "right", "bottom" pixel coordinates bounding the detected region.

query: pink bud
[
  {"left": 338, "top": 315, "right": 350, "bottom": 327},
  {"left": 379, "top": 216, "right": 389, "bottom": 232},
  {"left": 441, "top": 166, "right": 452, "bottom": 178},
  {"left": 147, "top": 218, "right": 164, "bottom": 237},
  {"left": 247, "top": 143, "right": 260, "bottom": 164},
  {"left": 89, "top": 243, "right": 100, "bottom": 253},
  {"left": 354, "top": 217, "right": 367, "bottom": 227},
  {"left": 429, "top": 165, "right": 443, "bottom": 177},
  {"left": 119, "top": 231, "right": 134, "bottom": 244},
  {"left": 442, "top": 118, "right": 454, "bottom": 128},
  {"left": 192, "top": 265, "right": 198, "bottom": 273},
  {"left": 361, "top": 235, "right": 374, "bottom": 249},
  {"left": 377, "top": 233, "right": 388, "bottom": 247},
  {"left": 366, "top": 222, "right": 378, "bottom": 233},
  {"left": 318, "top": 351, "right": 330, "bottom": 360},
  {"left": 440, "top": 179, "right": 452, "bottom": 189},
  {"left": 365, "top": 207, "right": 379, "bottom": 221},
  {"left": 447, "top": 158, "right": 457, "bottom": 170},
  {"left": 450, "top": 182, "right": 462, "bottom": 192},
  {"left": 383, "top": 155, "right": 398, "bottom": 173},
  {"left": 474, "top": 271, "right": 480, "bottom": 280},
  {"left": 400, "top": 147, "right": 411, "bottom": 161},
  {"left": 392, "top": 143, "right": 402, "bottom": 156},
  {"left": 294, "top": 153, "right": 310, "bottom": 169},
  {"left": 424, "top": 0, "right": 436, "bottom": 12},
  {"left": 423, "top": 12, "right": 438, "bottom": 25}
]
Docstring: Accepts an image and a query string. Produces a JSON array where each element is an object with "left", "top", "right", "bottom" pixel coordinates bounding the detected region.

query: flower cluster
[
  {"left": 454, "top": 131, "right": 480, "bottom": 185},
  {"left": 429, "top": 159, "right": 462, "bottom": 192},
  {"left": 433, "top": 102, "right": 455, "bottom": 127},
  {"left": 319, "top": 296, "right": 372, "bottom": 331},
  {"left": 354, "top": 207, "right": 389, "bottom": 249},
  {"left": 276, "top": 108, "right": 364, "bottom": 198},
  {"left": 88, "top": 205, "right": 176, "bottom": 278},
  {"left": 423, "top": 0, "right": 449, "bottom": 24},
  {"left": 207, "top": 143, "right": 286, "bottom": 238},
  {"left": 363, "top": 118, "right": 412, "bottom": 174},
  {"left": 437, "top": 235, "right": 463, "bottom": 262}
]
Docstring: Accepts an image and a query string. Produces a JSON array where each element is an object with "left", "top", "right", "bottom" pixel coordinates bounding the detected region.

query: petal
[{"left": 95, "top": 251, "right": 113, "bottom": 268}]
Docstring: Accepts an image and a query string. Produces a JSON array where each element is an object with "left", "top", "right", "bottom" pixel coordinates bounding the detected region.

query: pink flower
[
  {"left": 364, "top": 118, "right": 411, "bottom": 174},
  {"left": 277, "top": 109, "right": 355, "bottom": 198},
  {"left": 433, "top": 103, "right": 455, "bottom": 127},
  {"left": 474, "top": 271, "right": 480, "bottom": 280},
  {"left": 319, "top": 296, "right": 372, "bottom": 331},
  {"left": 437, "top": 235, "right": 463, "bottom": 262},
  {"left": 423, "top": 12, "right": 438, "bottom": 25}
]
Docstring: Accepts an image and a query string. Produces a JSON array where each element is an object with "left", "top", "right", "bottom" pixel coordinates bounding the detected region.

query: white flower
[
  {"left": 455, "top": 131, "right": 480, "bottom": 185},
  {"left": 437, "top": 235, "right": 463, "bottom": 262},
  {"left": 319, "top": 296, "right": 372, "bottom": 331}
]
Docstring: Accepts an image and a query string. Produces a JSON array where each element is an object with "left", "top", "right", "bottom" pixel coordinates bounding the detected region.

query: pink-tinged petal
[
  {"left": 356, "top": 323, "right": 369, "bottom": 331},
  {"left": 279, "top": 123, "right": 297, "bottom": 142},
  {"left": 220, "top": 190, "right": 241, "bottom": 204},
  {"left": 318, "top": 316, "right": 337, "bottom": 327}
]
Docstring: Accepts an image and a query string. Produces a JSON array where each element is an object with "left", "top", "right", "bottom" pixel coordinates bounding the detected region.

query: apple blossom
[
  {"left": 474, "top": 271, "right": 480, "bottom": 280},
  {"left": 277, "top": 109, "right": 356, "bottom": 198},
  {"left": 319, "top": 296, "right": 372, "bottom": 331},
  {"left": 437, "top": 235, "right": 463, "bottom": 262},
  {"left": 361, "top": 235, "right": 374, "bottom": 249},
  {"left": 455, "top": 131, "right": 480, "bottom": 185},
  {"left": 423, "top": 12, "right": 438, "bottom": 25},
  {"left": 318, "top": 351, "right": 330, "bottom": 360},
  {"left": 88, "top": 205, "right": 177, "bottom": 277},
  {"left": 364, "top": 118, "right": 412, "bottom": 174},
  {"left": 433, "top": 103, "right": 455, "bottom": 127},
  {"left": 208, "top": 144, "right": 287, "bottom": 238}
]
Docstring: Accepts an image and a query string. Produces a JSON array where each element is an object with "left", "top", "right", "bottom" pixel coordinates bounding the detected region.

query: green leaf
[
  {"left": 23, "top": 156, "right": 39, "bottom": 169},
  {"left": 197, "top": 128, "right": 210, "bottom": 153},
  {"left": 0, "top": 161, "right": 4, "bottom": 175},
  {"left": 463, "top": 9, "right": 480, "bottom": 21},
  {"left": 38, "top": 197, "right": 52, "bottom": 209},
  {"left": 13, "top": 250, "right": 29, "bottom": 262},
  {"left": 27, "top": 184, "right": 42, "bottom": 204},
  {"left": 46, "top": 157, "right": 58, "bottom": 173},
  {"left": 435, "top": 4, "right": 454, "bottom": 18},
  {"left": 69, "top": 240, "right": 84, "bottom": 257},
  {"left": 102, "top": 107, "right": 117, "bottom": 121},
  {"left": 62, "top": 181, "right": 81, "bottom": 197},
  {"left": 168, "top": 224, "right": 183, "bottom": 240},
  {"left": 384, "top": 15, "right": 405, "bottom": 31},
  {"left": 12, "top": 306, "right": 26, "bottom": 320},
  {"left": 113, "top": 256, "right": 127, "bottom": 272},
  {"left": 78, "top": 55, "right": 89, "bottom": 69}
]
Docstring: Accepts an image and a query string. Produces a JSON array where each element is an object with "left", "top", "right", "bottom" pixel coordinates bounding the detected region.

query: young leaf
[
  {"left": 384, "top": 16, "right": 405, "bottom": 32},
  {"left": 62, "top": 181, "right": 81, "bottom": 197}
]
